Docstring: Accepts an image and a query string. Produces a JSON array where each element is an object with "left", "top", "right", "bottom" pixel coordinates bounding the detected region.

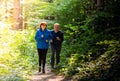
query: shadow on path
[{"left": 29, "top": 65, "right": 71, "bottom": 81}]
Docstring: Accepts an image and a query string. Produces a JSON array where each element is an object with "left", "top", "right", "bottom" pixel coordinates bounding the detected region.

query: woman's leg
[
  {"left": 37, "top": 49, "right": 42, "bottom": 72},
  {"left": 42, "top": 49, "right": 48, "bottom": 73}
]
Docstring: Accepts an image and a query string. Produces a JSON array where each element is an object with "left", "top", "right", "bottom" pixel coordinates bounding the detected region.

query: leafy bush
[
  {"left": 68, "top": 40, "right": 120, "bottom": 81},
  {"left": 50, "top": 1, "right": 120, "bottom": 81},
  {"left": 0, "top": 27, "right": 37, "bottom": 80}
]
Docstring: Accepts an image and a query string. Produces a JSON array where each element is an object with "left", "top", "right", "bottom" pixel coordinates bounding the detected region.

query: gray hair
[{"left": 54, "top": 23, "right": 60, "bottom": 26}]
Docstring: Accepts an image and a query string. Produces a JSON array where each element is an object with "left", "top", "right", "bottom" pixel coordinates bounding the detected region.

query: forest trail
[{"left": 29, "top": 65, "right": 70, "bottom": 81}]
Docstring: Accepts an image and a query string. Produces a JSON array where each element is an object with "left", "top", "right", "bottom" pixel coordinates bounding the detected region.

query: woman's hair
[{"left": 39, "top": 21, "right": 47, "bottom": 27}]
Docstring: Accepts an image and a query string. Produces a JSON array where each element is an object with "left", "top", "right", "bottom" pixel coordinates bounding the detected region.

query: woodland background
[{"left": 0, "top": 0, "right": 120, "bottom": 81}]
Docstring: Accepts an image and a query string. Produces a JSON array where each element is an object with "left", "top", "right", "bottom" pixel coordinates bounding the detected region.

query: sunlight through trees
[{"left": 0, "top": 0, "right": 120, "bottom": 81}]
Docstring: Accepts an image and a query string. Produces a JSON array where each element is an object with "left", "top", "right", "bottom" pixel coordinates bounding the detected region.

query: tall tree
[
  {"left": 97, "top": 0, "right": 104, "bottom": 10},
  {"left": 13, "top": 0, "right": 23, "bottom": 30},
  {"left": 89, "top": 0, "right": 104, "bottom": 11}
]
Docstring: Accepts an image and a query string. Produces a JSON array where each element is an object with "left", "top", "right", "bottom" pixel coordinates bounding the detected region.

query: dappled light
[
  {"left": 0, "top": 24, "right": 36, "bottom": 80},
  {"left": 0, "top": 0, "right": 120, "bottom": 81}
]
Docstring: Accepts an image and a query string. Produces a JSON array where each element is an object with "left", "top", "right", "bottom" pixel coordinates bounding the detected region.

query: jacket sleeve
[
  {"left": 48, "top": 30, "right": 53, "bottom": 41},
  {"left": 35, "top": 30, "right": 43, "bottom": 42},
  {"left": 60, "top": 32, "right": 64, "bottom": 42}
]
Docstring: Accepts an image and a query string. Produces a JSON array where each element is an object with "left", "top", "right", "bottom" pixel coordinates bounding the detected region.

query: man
[{"left": 50, "top": 23, "right": 64, "bottom": 70}]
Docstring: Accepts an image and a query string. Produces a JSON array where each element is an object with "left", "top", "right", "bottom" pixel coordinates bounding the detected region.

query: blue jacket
[{"left": 35, "top": 28, "right": 52, "bottom": 49}]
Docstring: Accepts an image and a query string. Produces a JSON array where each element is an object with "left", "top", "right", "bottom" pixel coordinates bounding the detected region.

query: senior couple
[{"left": 35, "top": 21, "right": 64, "bottom": 74}]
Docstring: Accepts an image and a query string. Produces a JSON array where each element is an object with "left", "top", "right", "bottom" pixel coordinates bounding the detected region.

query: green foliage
[
  {"left": 23, "top": 0, "right": 51, "bottom": 28},
  {"left": 44, "top": 0, "right": 89, "bottom": 25},
  {"left": 0, "top": 70, "right": 26, "bottom": 81},
  {"left": 0, "top": 27, "right": 37, "bottom": 80},
  {"left": 1, "top": 0, "right": 120, "bottom": 81},
  {"left": 47, "top": 0, "right": 120, "bottom": 81},
  {"left": 71, "top": 40, "right": 120, "bottom": 81}
]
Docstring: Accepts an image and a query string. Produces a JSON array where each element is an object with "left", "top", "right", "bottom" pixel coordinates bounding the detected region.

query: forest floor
[{"left": 28, "top": 65, "right": 72, "bottom": 81}]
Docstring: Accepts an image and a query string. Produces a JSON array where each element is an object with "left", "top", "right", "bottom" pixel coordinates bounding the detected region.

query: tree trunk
[
  {"left": 13, "top": 0, "right": 23, "bottom": 30},
  {"left": 97, "top": 0, "right": 104, "bottom": 10}
]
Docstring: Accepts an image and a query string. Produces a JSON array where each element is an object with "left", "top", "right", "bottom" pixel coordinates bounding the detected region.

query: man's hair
[{"left": 54, "top": 23, "right": 60, "bottom": 26}]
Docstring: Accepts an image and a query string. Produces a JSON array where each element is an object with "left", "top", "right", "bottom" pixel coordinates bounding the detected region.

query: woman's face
[{"left": 41, "top": 24, "right": 46, "bottom": 30}]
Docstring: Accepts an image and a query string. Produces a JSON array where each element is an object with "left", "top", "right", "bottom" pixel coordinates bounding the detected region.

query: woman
[{"left": 35, "top": 21, "right": 51, "bottom": 74}]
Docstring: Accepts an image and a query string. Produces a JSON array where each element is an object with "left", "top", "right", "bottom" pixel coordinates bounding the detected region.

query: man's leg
[
  {"left": 50, "top": 45, "right": 55, "bottom": 69},
  {"left": 56, "top": 45, "right": 61, "bottom": 65}
]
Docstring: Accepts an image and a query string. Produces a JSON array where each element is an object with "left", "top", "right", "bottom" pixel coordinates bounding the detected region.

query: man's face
[{"left": 54, "top": 25, "right": 60, "bottom": 31}]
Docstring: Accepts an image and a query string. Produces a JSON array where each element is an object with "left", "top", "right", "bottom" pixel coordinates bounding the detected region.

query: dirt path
[
  {"left": 30, "top": 72, "right": 65, "bottom": 81},
  {"left": 29, "top": 65, "right": 71, "bottom": 81}
]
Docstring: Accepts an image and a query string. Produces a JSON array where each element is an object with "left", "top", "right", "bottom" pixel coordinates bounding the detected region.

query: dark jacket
[{"left": 50, "top": 30, "right": 64, "bottom": 46}]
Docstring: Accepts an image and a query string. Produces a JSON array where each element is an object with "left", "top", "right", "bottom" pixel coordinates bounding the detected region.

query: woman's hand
[
  {"left": 46, "top": 40, "right": 48, "bottom": 43},
  {"left": 41, "top": 34, "right": 44, "bottom": 38}
]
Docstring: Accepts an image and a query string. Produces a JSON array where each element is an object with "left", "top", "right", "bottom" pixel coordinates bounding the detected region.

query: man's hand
[
  {"left": 56, "top": 37, "right": 61, "bottom": 41},
  {"left": 50, "top": 40, "right": 53, "bottom": 43}
]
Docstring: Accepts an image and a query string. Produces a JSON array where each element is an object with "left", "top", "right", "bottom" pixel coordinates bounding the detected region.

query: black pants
[
  {"left": 37, "top": 49, "right": 48, "bottom": 71},
  {"left": 50, "top": 44, "right": 61, "bottom": 68}
]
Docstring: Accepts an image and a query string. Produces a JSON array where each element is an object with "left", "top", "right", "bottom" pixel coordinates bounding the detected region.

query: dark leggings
[{"left": 37, "top": 49, "right": 48, "bottom": 69}]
